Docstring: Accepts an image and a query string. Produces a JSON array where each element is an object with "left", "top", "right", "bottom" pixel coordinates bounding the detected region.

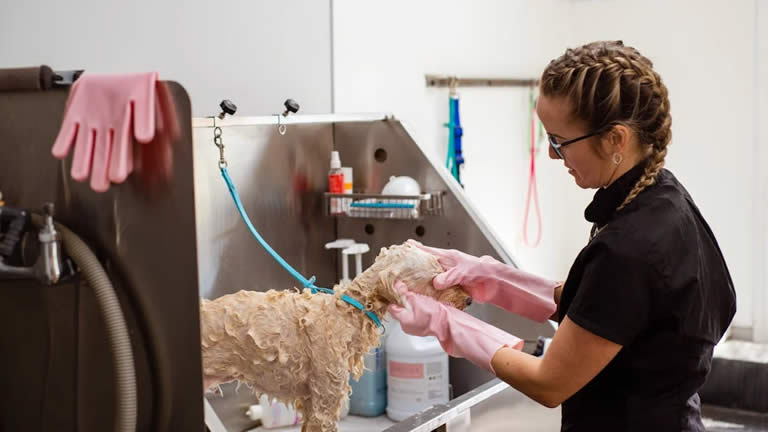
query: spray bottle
[{"left": 328, "top": 151, "right": 344, "bottom": 215}]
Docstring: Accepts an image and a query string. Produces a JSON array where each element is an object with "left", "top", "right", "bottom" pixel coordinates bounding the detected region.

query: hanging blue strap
[
  {"left": 451, "top": 97, "right": 464, "bottom": 185},
  {"left": 445, "top": 98, "right": 456, "bottom": 174},
  {"left": 444, "top": 96, "right": 463, "bottom": 185},
  {"left": 219, "top": 166, "right": 382, "bottom": 327}
]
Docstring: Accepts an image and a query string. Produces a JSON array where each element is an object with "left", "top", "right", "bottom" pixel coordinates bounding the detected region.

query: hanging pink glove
[
  {"left": 388, "top": 281, "right": 523, "bottom": 374},
  {"left": 409, "top": 240, "right": 558, "bottom": 322},
  {"left": 52, "top": 72, "right": 158, "bottom": 192}
]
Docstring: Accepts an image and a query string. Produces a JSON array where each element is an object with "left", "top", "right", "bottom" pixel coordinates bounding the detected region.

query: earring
[{"left": 612, "top": 153, "right": 623, "bottom": 165}]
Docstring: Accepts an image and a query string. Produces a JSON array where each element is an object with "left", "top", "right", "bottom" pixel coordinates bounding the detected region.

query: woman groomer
[{"left": 389, "top": 40, "right": 736, "bottom": 431}]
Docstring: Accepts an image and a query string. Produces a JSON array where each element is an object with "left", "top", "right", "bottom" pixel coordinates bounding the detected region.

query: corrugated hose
[{"left": 31, "top": 214, "right": 136, "bottom": 432}]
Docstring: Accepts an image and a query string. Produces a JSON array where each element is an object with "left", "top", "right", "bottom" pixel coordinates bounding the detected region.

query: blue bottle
[{"left": 349, "top": 345, "right": 387, "bottom": 416}]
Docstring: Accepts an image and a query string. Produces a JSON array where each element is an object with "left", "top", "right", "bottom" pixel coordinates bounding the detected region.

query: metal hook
[
  {"left": 449, "top": 76, "right": 458, "bottom": 97},
  {"left": 213, "top": 125, "right": 227, "bottom": 168},
  {"left": 377, "top": 319, "right": 387, "bottom": 336},
  {"left": 212, "top": 100, "right": 237, "bottom": 169},
  {"left": 275, "top": 98, "right": 299, "bottom": 136},
  {"left": 276, "top": 114, "right": 287, "bottom": 136}
]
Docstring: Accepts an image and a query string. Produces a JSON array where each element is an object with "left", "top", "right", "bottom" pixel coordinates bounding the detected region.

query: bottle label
[
  {"left": 329, "top": 173, "right": 344, "bottom": 214},
  {"left": 329, "top": 173, "right": 344, "bottom": 193},
  {"left": 388, "top": 359, "right": 447, "bottom": 406},
  {"left": 389, "top": 361, "right": 423, "bottom": 379}
]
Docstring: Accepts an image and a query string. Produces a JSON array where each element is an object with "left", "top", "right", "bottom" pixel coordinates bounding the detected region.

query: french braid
[{"left": 540, "top": 40, "right": 672, "bottom": 210}]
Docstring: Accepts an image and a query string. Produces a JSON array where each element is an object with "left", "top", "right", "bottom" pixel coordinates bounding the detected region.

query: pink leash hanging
[{"left": 523, "top": 90, "right": 542, "bottom": 247}]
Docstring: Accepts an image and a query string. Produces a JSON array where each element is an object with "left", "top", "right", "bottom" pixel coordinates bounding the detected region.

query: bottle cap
[
  {"left": 330, "top": 151, "right": 342, "bottom": 169},
  {"left": 245, "top": 404, "right": 263, "bottom": 421}
]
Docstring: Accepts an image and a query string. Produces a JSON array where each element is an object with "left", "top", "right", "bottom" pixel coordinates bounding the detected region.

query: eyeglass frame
[{"left": 547, "top": 123, "right": 617, "bottom": 160}]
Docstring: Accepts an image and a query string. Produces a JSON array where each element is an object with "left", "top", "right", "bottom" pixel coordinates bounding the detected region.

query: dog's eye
[{"left": 465, "top": 297, "right": 473, "bottom": 307}]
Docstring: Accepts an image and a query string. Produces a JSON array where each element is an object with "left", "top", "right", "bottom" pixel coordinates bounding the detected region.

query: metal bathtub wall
[
  {"left": 193, "top": 117, "right": 343, "bottom": 432},
  {"left": 192, "top": 119, "right": 339, "bottom": 300},
  {"left": 192, "top": 115, "right": 555, "bottom": 404}
]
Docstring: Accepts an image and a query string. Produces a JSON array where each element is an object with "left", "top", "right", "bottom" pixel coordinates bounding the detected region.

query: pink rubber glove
[
  {"left": 52, "top": 72, "right": 158, "bottom": 192},
  {"left": 388, "top": 281, "right": 523, "bottom": 374},
  {"left": 409, "top": 240, "right": 557, "bottom": 322}
]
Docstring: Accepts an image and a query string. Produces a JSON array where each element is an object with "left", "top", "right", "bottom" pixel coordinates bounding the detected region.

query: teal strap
[
  {"left": 219, "top": 167, "right": 382, "bottom": 328},
  {"left": 445, "top": 98, "right": 456, "bottom": 173},
  {"left": 444, "top": 96, "right": 460, "bottom": 181}
]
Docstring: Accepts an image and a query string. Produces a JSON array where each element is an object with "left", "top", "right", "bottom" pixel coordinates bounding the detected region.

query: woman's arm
[{"left": 490, "top": 316, "right": 621, "bottom": 408}]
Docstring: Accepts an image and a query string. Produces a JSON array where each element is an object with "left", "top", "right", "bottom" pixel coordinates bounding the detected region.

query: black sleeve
[{"left": 566, "top": 243, "right": 657, "bottom": 346}]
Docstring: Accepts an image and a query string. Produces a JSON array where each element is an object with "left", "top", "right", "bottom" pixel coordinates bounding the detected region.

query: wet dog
[{"left": 200, "top": 241, "right": 471, "bottom": 431}]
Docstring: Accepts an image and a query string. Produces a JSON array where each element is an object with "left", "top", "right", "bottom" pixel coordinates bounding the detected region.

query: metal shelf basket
[{"left": 324, "top": 192, "right": 444, "bottom": 220}]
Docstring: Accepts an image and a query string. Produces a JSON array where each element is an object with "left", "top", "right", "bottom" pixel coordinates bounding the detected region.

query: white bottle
[
  {"left": 246, "top": 395, "right": 301, "bottom": 428},
  {"left": 328, "top": 151, "right": 344, "bottom": 215},
  {"left": 385, "top": 319, "right": 450, "bottom": 422},
  {"left": 245, "top": 394, "right": 349, "bottom": 429},
  {"left": 341, "top": 166, "right": 353, "bottom": 212}
]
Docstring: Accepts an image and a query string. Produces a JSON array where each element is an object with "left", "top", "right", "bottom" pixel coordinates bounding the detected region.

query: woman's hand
[
  {"left": 387, "top": 281, "right": 523, "bottom": 373},
  {"left": 409, "top": 240, "right": 559, "bottom": 322}
]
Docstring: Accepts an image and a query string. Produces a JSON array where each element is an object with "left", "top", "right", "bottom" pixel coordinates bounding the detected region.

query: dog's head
[{"left": 371, "top": 242, "right": 472, "bottom": 311}]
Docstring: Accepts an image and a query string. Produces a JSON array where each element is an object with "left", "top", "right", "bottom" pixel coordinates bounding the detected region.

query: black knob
[
  {"left": 283, "top": 99, "right": 300, "bottom": 115},
  {"left": 218, "top": 99, "right": 237, "bottom": 119}
]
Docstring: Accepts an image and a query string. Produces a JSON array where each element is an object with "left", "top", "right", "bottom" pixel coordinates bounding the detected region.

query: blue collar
[{"left": 309, "top": 286, "right": 383, "bottom": 328}]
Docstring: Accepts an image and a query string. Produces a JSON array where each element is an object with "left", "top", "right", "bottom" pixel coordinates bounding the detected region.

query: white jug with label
[{"left": 385, "top": 319, "right": 449, "bottom": 421}]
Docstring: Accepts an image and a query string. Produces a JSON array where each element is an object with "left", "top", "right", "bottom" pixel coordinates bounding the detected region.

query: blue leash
[
  {"left": 444, "top": 96, "right": 464, "bottom": 185},
  {"left": 451, "top": 97, "right": 464, "bottom": 183},
  {"left": 219, "top": 166, "right": 382, "bottom": 328}
]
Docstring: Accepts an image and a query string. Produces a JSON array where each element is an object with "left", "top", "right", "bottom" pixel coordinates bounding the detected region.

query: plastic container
[
  {"left": 341, "top": 166, "right": 353, "bottom": 212},
  {"left": 381, "top": 176, "right": 420, "bottom": 196},
  {"left": 381, "top": 176, "right": 421, "bottom": 209},
  {"left": 328, "top": 151, "right": 344, "bottom": 215},
  {"left": 245, "top": 395, "right": 301, "bottom": 429},
  {"left": 349, "top": 330, "right": 388, "bottom": 416},
  {"left": 385, "top": 319, "right": 450, "bottom": 422},
  {"left": 246, "top": 395, "right": 349, "bottom": 429}
]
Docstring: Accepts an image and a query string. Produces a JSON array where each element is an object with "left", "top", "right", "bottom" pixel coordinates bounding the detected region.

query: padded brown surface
[{"left": 0, "top": 82, "right": 204, "bottom": 431}]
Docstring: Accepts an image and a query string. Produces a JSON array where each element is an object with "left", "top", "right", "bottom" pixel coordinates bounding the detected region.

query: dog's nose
[{"left": 465, "top": 297, "right": 473, "bottom": 307}]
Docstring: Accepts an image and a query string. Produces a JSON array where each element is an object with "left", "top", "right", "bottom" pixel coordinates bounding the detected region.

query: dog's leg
[
  {"left": 298, "top": 397, "right": 317, "bottom": 432},
  {"left": 303, "top": 361, "right": 348, "bottom": 432}
]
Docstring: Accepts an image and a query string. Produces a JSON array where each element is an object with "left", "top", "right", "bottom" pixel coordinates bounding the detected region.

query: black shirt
[{"left": 558, "top": 161, "right": 736, "bottom": 432}]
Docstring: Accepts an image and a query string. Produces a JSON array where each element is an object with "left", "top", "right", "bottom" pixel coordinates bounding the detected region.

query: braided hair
[{"left": 540, "top": 40, "right": 672, "bottom": 210}]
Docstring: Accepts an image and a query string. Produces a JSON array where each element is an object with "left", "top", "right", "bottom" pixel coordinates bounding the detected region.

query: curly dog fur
[{"left": 200, "top": 242, "right": 470, "bottom": 431}]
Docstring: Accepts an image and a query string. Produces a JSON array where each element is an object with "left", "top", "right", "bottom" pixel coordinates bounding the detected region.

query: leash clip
[{"left": 213, "top": 126, "right": 227, "bottom": 169}]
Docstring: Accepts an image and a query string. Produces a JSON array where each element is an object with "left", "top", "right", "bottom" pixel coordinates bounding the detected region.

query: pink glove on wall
[
  {"left": 52, "top": 72, "right": 174, "bottom": 192},
  {"left": 388, "top": 281, "right": 523, "bottom": 374},
  {"left": 410, "top": 240, "right": 558, "bottom": 322}
]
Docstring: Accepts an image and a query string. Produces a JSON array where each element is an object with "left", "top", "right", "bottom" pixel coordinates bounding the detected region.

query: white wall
[
  {"left": 333, "top": 0, "right": 762, "bottom": 331},
  {"left": 333, "top": 0, "right": 590, "bottom": 282},
  {"left": 562, "top": 1, "right": 757, "bottom": 328},
  {"left": 0, "top": 0, "right": 333, "bottom": 116},
  {"left": 755, "top": 0, "right": 768, "bottom": 342}
]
